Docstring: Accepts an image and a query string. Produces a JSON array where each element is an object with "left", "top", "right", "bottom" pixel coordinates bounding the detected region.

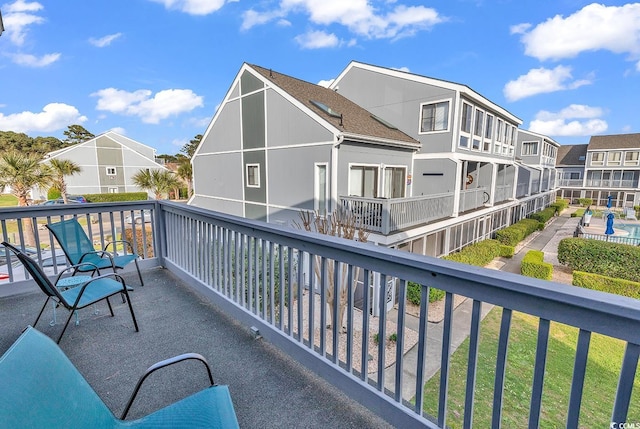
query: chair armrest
[
  {"left": 79, "top": 250, "right": 116, "bottom": 268},
  {"left": 104, "top": 240, "right": 136, "bottom": 255},
  {"left": 121, "top": 353, "right": 215, "bottom": 420},
  {"left": 54, "top": 262, "right": 101, "bottom": 284}
]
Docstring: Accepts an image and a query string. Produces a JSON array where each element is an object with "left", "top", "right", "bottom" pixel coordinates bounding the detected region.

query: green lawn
[
  {"left": 0, "top": 194, "right": 18, "bottom": 207},
  {"left": 422, "top": 308, "right": 640, "bottom": 428}
]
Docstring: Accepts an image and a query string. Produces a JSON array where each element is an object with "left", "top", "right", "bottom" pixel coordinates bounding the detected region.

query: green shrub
[
  {"left": 406, "top": 282, "right": 445, "bottom": 306},
  {"left": 499, "top": 245, "right": 515, "bottom": 258},
  {"left": 83, "top": 192, "right": 149, "bottom": 203},
  {"left": 521, "top": 250, "right": 553, "bottom": 280},
  {"left": 553, "top": 199, "right": 569, "bottom": 211},
  {"left": 558, "top": 238, "right": 640, "bottom": 283},
  {"left": 388, "top": 333, "right": 397, "bottom": 342},
  {"left": 578, "top": 198, "right": 593, "bottom": 207},
  {"left": 572, "top": 271, "right": 640, "bottom": 299},
  {"left": 443, "top": 239, "right": 506, "bottom": 266},
  {"left": 528, "top": 207, "right": 557, "bottom": 224},
  {"left": 47, "top": 188, "right": 62, "bottom": 200},
  {"left": 495, "top": 218, "right": 542, "bottom": 246},
  {"left": 570, "top": 209, "right": 585, "bottom": 218}
]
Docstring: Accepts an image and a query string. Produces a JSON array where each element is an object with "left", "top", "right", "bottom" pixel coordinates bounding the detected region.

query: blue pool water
[{"left": 616, "top": 222, "right": 640, "bottom": 239}]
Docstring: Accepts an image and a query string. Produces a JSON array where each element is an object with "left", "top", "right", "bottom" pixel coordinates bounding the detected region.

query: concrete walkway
[{"left": 385, "top": 208, "right": 582, "bottom": 402}]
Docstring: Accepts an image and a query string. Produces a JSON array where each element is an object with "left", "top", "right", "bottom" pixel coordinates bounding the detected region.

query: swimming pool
[{"left": 616, "top": 222, "right": 640, "bottom": 239}]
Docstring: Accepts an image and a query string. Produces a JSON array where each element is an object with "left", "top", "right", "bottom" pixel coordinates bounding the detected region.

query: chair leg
[
  {"left": 122, "top": 289, "right": 139, "bottom": 332},
  {"left": 134, "top": 258, "right": 144, "bottom": 287},
  {"left": 57, "top": 309, "right": 76, "bottom": 344},
  {"left": 106, "top": 297, "right": 114, "bottom": 317},
  {"left": 34, "top": 297, "right": 51, "bottom": 328}
]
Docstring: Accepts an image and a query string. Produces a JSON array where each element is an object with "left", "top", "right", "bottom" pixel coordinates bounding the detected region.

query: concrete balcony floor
[{"left": 0, "top": 268, "right": 392, "bottom": 428}]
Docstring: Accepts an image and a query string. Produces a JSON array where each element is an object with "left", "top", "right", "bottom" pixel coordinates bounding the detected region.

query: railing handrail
[{"left": 158, "top": 200, "right": 640, "bottom": 345}]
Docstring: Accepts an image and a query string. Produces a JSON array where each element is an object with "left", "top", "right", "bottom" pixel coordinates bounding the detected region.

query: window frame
[
  {"left": 624, "top": 151, "right": 639, "bottom": 166},
  {"left": 246, "top": 163, "right": 261, "bottom": 188},
  {"left": 419, "top": 99, "right": 451, "bottom": 134},
  {"left": 382, "top": 165, "right": 407, "bottom": 199},
  {"left": 348, "top": 164, "right": 379, "bottom": 198},
  {"left": 591, "top": 152, "right": 605, "bottom": 166},
  {"left": 458, "top": 101, "right": 473, "bottom": 149},
  {"left": 106, "top": 166, "right": 117, "bottom": 176},
  {"left": 608, "top": 151, "right": 622, "bottom": 166},
  {"left": 521, "top": 141, "right": 539, "bottom": 156},
  {"left": 314, "top": 163, "right": 329, "bottom": 216}
]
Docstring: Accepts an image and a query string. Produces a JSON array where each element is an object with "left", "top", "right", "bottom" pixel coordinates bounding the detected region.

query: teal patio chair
[
  {"left": 46, "top": 218, "right": 144, "bottom": 287},
  {"left": 2, "top": 242, "right": 139, "bottom": 343},
  {"left": 0, "top": 326, "right": 239, "bottom": 428}
]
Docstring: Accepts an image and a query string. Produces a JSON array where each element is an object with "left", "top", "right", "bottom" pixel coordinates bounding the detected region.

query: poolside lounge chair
[
  {"left": 46, "top": 218, "right": 144, "bottom": 287},
  {"left": 0, "top": 326, "right": 239, "bottom": 428},
  {"left": 1, "top": 242, "right": 139, "bottom": 343},
  {"left": 625, "top": 208, "right": 638, "bottom": 221}
]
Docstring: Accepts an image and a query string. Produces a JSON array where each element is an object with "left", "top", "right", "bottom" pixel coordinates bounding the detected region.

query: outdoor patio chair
[
  {"left": 0, "top": 326, "right": 239, "bottom": 428},
  {"left": 46, "top": 218, "right": 144, "bottom": 287},
  {"left": 1, "top": 242, "right": 139, "bottom": 344},
  {"left": 625, "top": 208, "right": 638, "bottom": 221}
]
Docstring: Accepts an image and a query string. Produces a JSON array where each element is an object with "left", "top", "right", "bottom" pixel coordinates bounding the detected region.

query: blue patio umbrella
[
  {"left": 607, "top": 195, "right": 613, "bottom": 208},
  {"left": 605, "top": 212, "right": 615, "bottom": 235}
]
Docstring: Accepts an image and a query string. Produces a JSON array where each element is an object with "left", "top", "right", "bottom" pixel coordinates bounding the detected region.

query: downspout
[{"left": 331, "top": 135, "right": 343, "bottom": 214}]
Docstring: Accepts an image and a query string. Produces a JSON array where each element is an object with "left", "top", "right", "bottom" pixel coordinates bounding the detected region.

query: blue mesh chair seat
[
  {"left": 0, "top": 326, "right": 239, "bottom": 428},
  {"left": 2, "top": 242, "right": 139, "bottom": 343},
  {"left": 46, "top": 218, "right": 144, "bottom": 287}
]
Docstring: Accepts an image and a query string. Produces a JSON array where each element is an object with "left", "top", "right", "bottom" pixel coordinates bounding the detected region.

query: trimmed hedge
[
  {"left": 570, "top": 208, "right": 585, "bottom": 218},
  {"left": 123, "top": 226, "right": 154, "bottom": 258},
  {"left": 407, "top": 282, "right": 445, "bottom": 305},
  {"left": 521, "top": 250, "right": 553, "bottom": 280},
  {"left": 528, "top": 206, "right": 557, "bottom": 224},
  {"left": 84, "top": 192, "right": 149, "bottom": 203},
  {"left": 572, "top": 270, "right": 640, "bottom": 299},
  {"left": 578, "top": 198, "right": 593, "bottom": 207},
  {"left": 551, "top": 199, "right": 569, "bottom": 212},
  {"left": 443, "top": 239, "right": 513, "bottom": 266},
  {"left": 495, "top": 218, "right": 542, "bottom": 247},
  {"left": 558, "top": 238, "right": 640, "bottom": 283}
]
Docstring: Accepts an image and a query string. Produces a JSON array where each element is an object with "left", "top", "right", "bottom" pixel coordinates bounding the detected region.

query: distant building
[
  {"left": 556, "top": 133, "right": 640, "bottom": 207},
  {"left": 37, "top": 131, "right": 168, "bottom": 198},
  {"left": 190, "top": 62, "right": 558, "bottom": 255}
]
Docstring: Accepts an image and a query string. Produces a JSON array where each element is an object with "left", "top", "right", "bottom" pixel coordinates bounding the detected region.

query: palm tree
[
  {"left": 132, "top": 169, "right": 181, "bottom": 200},
  {"left": 48, "top": 158, "right": 82, "bottom": 203},
  {"left": 0, "top": 152, "right": 52, "bottom": 246},
  {"left": 176, "top": 160, "right": 193, "bottom": 197}
]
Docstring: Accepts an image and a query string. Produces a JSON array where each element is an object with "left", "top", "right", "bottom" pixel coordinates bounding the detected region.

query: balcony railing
[
  {"left": 558, "top": 179, "right": 584, "bottom": 187},
  {"left": 2, "top": 201, "right": 639, "bottom": 428},
  {"left": 494, "top": 184, "right": 513, "bottom": 203},
  {"left": 584, "top": 179, "right": 638, "bottom": 188},
  {"left": 339, "top": 194, "right": 454, "bottom": 235},
  {"left": 458, "top": 187, "right": 489, "bottom": 213}
]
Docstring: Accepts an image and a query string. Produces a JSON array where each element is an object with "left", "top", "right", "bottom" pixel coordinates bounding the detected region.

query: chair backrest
[
  {"left": 1, "top": 242, "right": 63, "bottom": 301},
  {"left": 0, "top": 326, "right": 115, "bottom": 428},
  {"left": 46, "top": 219, "right": 95, "bottom": 265}
]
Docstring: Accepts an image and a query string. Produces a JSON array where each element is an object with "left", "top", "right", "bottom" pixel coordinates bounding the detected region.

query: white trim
[
  {"left": 521, "top": 141, "right": 539, "bottom": 156},
  {"left": 347, "top": 162, "right": 380, "bottom": 198},
  {"left": 105, "top": 166, "right": 117, "bottom": 176},
  {"left": 381, "top": 164, "right": 408, "bottom": 198},
  {"left": 418, "top": 98, "right": 452, "bottom": 135},
  {"left": 195, "top": 141, "right": 334, "bottom": 157},
  {"left": 246, "top": 163, "right": 260, "bottom": 188}
]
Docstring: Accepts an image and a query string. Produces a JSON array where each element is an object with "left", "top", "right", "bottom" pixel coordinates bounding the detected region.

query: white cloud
[
  {"left": 107, "top": 127, "right": 127, "bottom": 135},
  {"left": 509, "top": 23, "right": 531, "bottom": 35},
  {"left": 317, "top": 79, "right": 334, "bottom": 88},
  {"left": 8, "top": 52, "right": 60, "bottom": 67},
  {"left": 0, "top": 103, "right": 87, "bottom": 133},
  {"left": 2, "top": 0, "right": 45, "bottom": 46},
  {"left": 391, "top": 66, "right": 410, "bottom": 72},
  {"left": 529, "top": 104, "right": 608, "bottom": 136},
  {"left": 518, "top": 3, "right": 640, "bottom": 61},
  {"left": 89, "top": 33, "right": 122, "bottom": 47},
  {"left": 92, "top": 88, "right": 204, "bottom": 124},
  {"left": 242, "top": 1, "right": 445, "bottom": 43},
  {"left": 294, "top": 30, "right": 339, "bottom": 49},
  {"left": 148, "top": 0, "right": 227, "bottom": 15},
  {"left": 503, "top": 65, "right": 592, "bottom": 101}
]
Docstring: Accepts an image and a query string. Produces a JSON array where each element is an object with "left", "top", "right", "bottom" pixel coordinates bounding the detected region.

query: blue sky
[{"left": 0, "top": 0, "right": 639, "bottom": 155}]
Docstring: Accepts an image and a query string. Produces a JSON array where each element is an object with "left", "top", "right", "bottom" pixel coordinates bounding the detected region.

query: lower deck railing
[{"left": 2, "top": 201, "right": 639, "bottom": 428}]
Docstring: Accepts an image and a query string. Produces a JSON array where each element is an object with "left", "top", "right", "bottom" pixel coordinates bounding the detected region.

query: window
[
  {"left": 608, "top": 151, "right": 622, "bottom": 165},
  {"left": 108, "top": 187, "right": 119, "bottom": 193},
  {"left": 315, "top": 164, "right": 328, "bottom": 216},
  {"left": 246, "top": 164, "right": 260, "bottom": 187},
  {"left": 591, "top": 152, "right": 605, "bottom": 165},
  {"left": 473, "top": 109, "right": 484, "bottom": 137},
  {"left": 522, "top": 141, "right": 539, "bottom": 156},
  {"left": 349, "top": 165, "right": 378, "bottom": 198},
  {"left": 570, "top": 172, "right": 580, "bottom": 180},
  {"left": 383, "top": 167, "right": 406, "bottom": 198},
  {"left": 496, "top": 119, "right": 504, "bottom": 142},
  {"left": 625, "top": 151, "right": 639, "bottom": 165},
  {"left": 459, "top": 102, "right": 472, "bottom": 148},
  {"left": 309, "top": 100, "right": 341, "bottom": 118},
  {"left": 420, "top": 101, "right": 449, "bottom": 132},
  {"left": 106, "top": 167, "right": 117, "bottom": 176},
  {"left": 484, "top": 114, "right": 494, "bottom": 151}
]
